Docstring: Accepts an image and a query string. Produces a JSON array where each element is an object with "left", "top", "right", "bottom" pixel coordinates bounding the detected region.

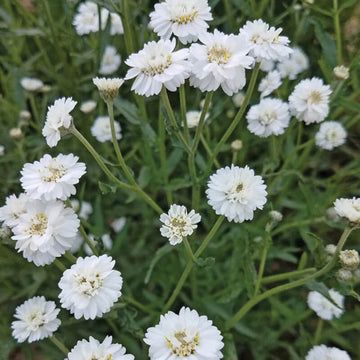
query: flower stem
[
  {"left": 225, "top": 226, "right": 354, "bottom": 330},
  {"left": 50, "top": 335, "right": 69, "bottom": 355},
  {"left": 53, "top": 259, "right": 66, "bottom": 272},
  {"left": 254, "top": 240, "right": 270, "bottom": 296},
  {"left": 200, "top": 133, "right": 221, "bottom": 168},
  {"left": 64, "top": 251, "right": 77, "bottom": 264},
  {"left": 333, "top": 0, "right": 342, "bottom": 65},
  {"left": 261, "top": 268, "right": 316, "bottom": 284},
  {"left": 314, "top": 318, "right": 324, "bottom": 345},
  {"left": 183, "top": 237, "right": 197, "bottom": 263},
  {"left": 79, "top": 223, "right": 98, "bottom": 256},
  {"left": 179, "top": 84, "right": 190, "bottom": 144}
]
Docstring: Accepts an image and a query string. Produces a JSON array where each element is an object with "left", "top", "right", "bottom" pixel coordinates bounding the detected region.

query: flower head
[
  {"left": 185, "top": 110, "right": 208, "bottom": 129},
  {"left": 80, "top": 100, "right": 97, "bottom": 113},
  {"left": 58, "top": 255, "right": 123, "bottom": 319},
  {"left": 189, "top": 30, "right": 254, "bottom": 95},
  {"left": 333, "top": 65, "right": 349, "bottom": 80},
  {"left": 0, "top": 193, "right": 29, "bottom": 228},
  {"left": 239, "top": 19, "right": 292, "bottom": 62},
  {"left": 110, "top": 217, "right": 127, "bottom": 233},
  {"left": 101, "top": 9, "right": 124, "bottom": 35},
  {"left": 206, "top": 165, "right": 267, "bottom": 223},
  {"left": 307, "top": 289, "right": 344, "bottom": 320},
  {"left": 93, "top": 77, "right": 124, "bottom": 102},
  {"left": 258, "top": 70, "right": 282, "bottom": 97},
  {"left": 68, "top": 336, "right": 134, "bottom": 360},
  {"left": 12, "top": 296, "right": 60, "bottom": 343},
  {"left": 305, "top": 345, "right": 351, "bottom": 360},
  {"left": 149, "top": 0, "right": 213, "bottom": 44},
  {"left": 315, "top": 121, "right": 347, "bottom": 150},
  {"left": 334, "top": 197, "right": 360, "bottom": 224},
  {"left": 100, "top": 45, "right": 121, "bottom": 75},
  {"left": 20, "top": 77, "right": 44, "bottom": 92},
  {"left": 42, "top": 97, "right": 77, "bottom": 147},
  {"left": 91, "top": 115, "right": 122, "bottom": 142},
  {"left": 339, "top": 249, "right": 360, "bottom": 270},
  {"left": 144, "top": 306, "right": 224, "bottom": 359},
  {"left": 246, "top": 98, "right": 290, "bottom": 137},
  {"left": 125, "top": 39, "right": 190, "bottom": 97},
  {"left": 277, "top": 47, "right": 309, "bottom": 80},
  {"left": 70, "top": 199, "right": 93, "bottom": 220},
  {"left": 20, "top": 153, "right": 86, "bottom": 201},
  {"left": 289, "top": 77, "right": 331, "bottom": 125},
  {"left": 11, "top": 200, "right": 80, "bottom": 266},
  {"left": 160, "top": 204, "right": 201, "bottom": 245},
  {"left": 73, "top": 1, "right": 99, "bottom": 35}
]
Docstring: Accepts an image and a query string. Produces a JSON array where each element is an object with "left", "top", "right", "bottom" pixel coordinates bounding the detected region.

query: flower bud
[
  {"left": 226, "top": 109, "right": 235, "bottom": 118},
  {"left": 0, "top": 225, "right": 11, "bottom": 239},
  {"left": 231, "top": 140, "right": 243, "bottom": 152},
  {"left": 333, "top": 65, "right": 349, "bottom": 80},
  {"left": 80, "top": 100, "right": 97, "bottom": 114},
  {"left": 232, "top": 92, "right": 245, "bottom": 107},
  {"left": 41, "top": 84, "right": 52, "bottom": 93},
  {"left": 10, "top": 127, "right": 23, "bottom": 141},
  {"left": 337, "top": 268, "right": 352, "bottom": 282},
  {"left": 19, "top": 110, "right": 31, "bottom": 123},
  {"left": 339, "top": 249, "right": 360, "bottom": 269},
  {"left": 325, "top": 244, "right": 337, "bottom": 255},
  {"left": 269, "top": 210, "right": 283, "bottom": 223}
]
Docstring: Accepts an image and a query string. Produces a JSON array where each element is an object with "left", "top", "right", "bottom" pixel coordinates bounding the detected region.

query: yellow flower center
[
  {"left": 172, "top": 11, "right": 198, "bottom": 24},
  {"left": 166, "top": 331, "right": 199, "bottom": 357},
  {"left": 309, "top": 91, "right": 322, "bottom": 104},
  {"left": 207, "top": 46, "right": 232, "bottom": 64},
  {"left": 27, "top": 213, "right": 48, "bottom": 236},
  {"left": 142, "top": 55, "right": 172, "bottom": 76}
]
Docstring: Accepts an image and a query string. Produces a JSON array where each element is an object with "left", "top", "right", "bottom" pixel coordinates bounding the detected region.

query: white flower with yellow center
[
  {"left": 149, "top": 0, "right": 213, "bottom": 44},
  {"left": 306, "top": 345, "right": 351, "bottom": 360},
  {"left": 289, "top": 77, "right": 332, "bottom": 125},
  {"left": 315, "top": 121, "right": 347, "bottom": 150},
  {"left": 258, "top": 70, "right": 282, "bottom": 97},
  {"left": 20, "top": 153, "right": 86, "bottom": 201},
  {"left": 125, "top": 39, "right": 190, "bottom": 97},
  {"left": 0, "top": 193, "right": 29, "bottom": 228},
  {"left": 11, "top": 199, "right": 80, "bottom": 266},
  {"left": 42, "top": 97, "right": 77, "bottom": 147},
  {"left": 239, "top": 19, "right": 292, "bottom": 62},
  {"left": 334, "top": 197, "right": 360, "bottom": 224},
  {"left": 160, "top": 204, "right": 201, "bottom": 245},
  {"left": 58, "top": 255, "right": 123, "bottom": 319},
  {"left": 93, "top": 77, "right": 124, "bottom": 102},
  {"left": 307, "top": 289, "right": 344, "bottom": 320},
  {"left": 144, "top": 307, "right": 224, "bottom": 359},
  {"left": 189, "top": 29, "right": 254, "bottom": 95},
  {"left": 99, "top": 46, "right": 121, "bottom": 75},
  {"left": 206, "top": 165, "right": 267, "bottom": 223},
  {"left": 67, "top": 336, "right": 134, "bottom": 360},
  {"left": 91, "top": 115, "right": 122, "bottom": 142},
  {"left": 11, "top": 296, "right": 61, "bottom": 343},
  {"left": 246, "top": 97, "right": 290, "bottom": 137}
]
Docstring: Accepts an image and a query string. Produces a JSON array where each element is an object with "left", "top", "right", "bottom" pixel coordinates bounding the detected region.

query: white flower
[
  {"left": 232, "top": 91, "right": 245, "bottom": 107},
  {"left": 99, "top": 46, "right": 121, "bottom": 75},
  {"left": 11, "top": 200, "right": 80, "bottom": 266},
  {"left": 84, "top": 234, "right": 112, "bottom": 255},
  {"left": 144, "top": 306, "right": 224, "bottom": 359},
  {"left": 307, "top": 289, "right": 344, "bottom": 320},
  {"left": 69, "top": 232, "right": 84, "bottom": 253},
  {"left": 160, "top": 204, "right": 201, "bottom": 245},
  {"left": 93, "top": 76, "right": 124, "bottom": 102},
  {"left": 73, "top": 1, "right": 99, "bottom": 35},
  {"left": 149, "top": 0, "right": 213, "bottom": 44},
  {"left": 0, "top": 193, "right": 29, "bottom": 228},
  {"left": 185, "top": 110, "right": 208, "bottom": 129},
  {"left": 258, "top": 70, "right": 282, "bottom": 97},
  {"left": 91, "top": 115, "right": 122, "bottom": 142},
  {"left": 80, "top": 100, "right": 97, "bottom": 113},
  {"left": 20, "top": 77, "right": 44, "bottom": 92},
  {"left": 110, "top": 217, "right": 126, "bottom": 233},
  {"left": 334, "top": 197, "right": 360, "bottom": 224},
  {"left": 67, "top": 336, "right": 134, "bottom": 360},
  {"left": 277, "top": 47, "right": 309, "bottom": 80},
  {"left": 315, "top": 121, "right": 347, "bottom": 150},
  {"left": 239, "top": 19, "right": 292, "bottom": 62},
  {"left": 306, "top": 345, "right": 351, "bottom": 360},
  {"left": 289, "top": 77, "right": 331, "bottom": 125},
  {"left": 58, "top": 255, "right": 122, "bottom": 319},
  {"left": 189, "top": 30, "right": 254, "bottom": 96},
  {"left": 101, "top": 9, "right": 124, "bottom": 35},
  {"left": 259, "top": 58, "right": 275, "bottom": 72},
  {"left": 11, "top": 296, "right": 61, "bottom": 343},
  {"left": 333, "top": 65, "right": 349, "bottom": 80},
  {"left": 0, "top": 144, "right": 4, "bottom": 156},
  {"left": 125, "top": 39, "right": 190, "bottom": 97},
  {"left": 246, "top": 98, "right": 290, "bottom": 137},
  {"left": 206, "top": 165, "right": 267, "bottom": 223},
  {"left": 42, "top": 97, "right": 77, "bottom": 147},
  {"left": 70, "top": 199, "right": 93, "bottom": 220},
  {"left": 269, "top": 210, "right": 283, "bottom": 222},
  {"left": 20, "top": 153, "right": 86, "bottom": 201}
]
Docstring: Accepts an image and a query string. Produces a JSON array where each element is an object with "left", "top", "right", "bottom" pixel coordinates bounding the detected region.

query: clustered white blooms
[
  {"left": 80, "top": 100, "right": 97, "bottom": 113},
  {"left": 149, "top": 0, "right": 213, "bottom": 44},
  {"left": 20, "top": 153, "right": 86, "bottom": 201},
  {"left": 11, "top": 199, "right": 80, "bottom": 266},
  {"left": 315, "top": 121, "right": 347, "bottom": 150},
  {"left": 277, "top": 47, "right": 309, "bottom": 79},
  {"left": 20, "top": 77, "right": 44, "bottom": 92},
  {"left": 125, "top": 39, "right": 190, "bottom": 97},
  {"left": 246, "top": 98, "right": 290, "bottom": 137},
  {"left": 258, "top": 70, "right": 282, "bottom": 97},
  {"left": 99, "top": 45, "right": 121, "bottom": 75},
  {"left": 305, "top": 345, "right": 351, "bottom": 360},
  {"left": 42, "top": 97, "right": 77, "bottom": 147},
  {"left": 68, "top": 336, "right": 134, "bottom": 360},
  {"left": 93, "top": 77, "right": 124, "bottom": 102},
  {"left": 239, "top": 19, "right": 292, "bottom": 62},
  {"left": 91, "top": 115, "right": 122, "bottom": 142},
  {"left": 160, "top": 204, "right": 201, "bottom": 245},
  {"left": 189, "top": 30, "right": 254, "bottom": 95},
  {"left": 334, "top": 197, "right": 360, "bottom": 224},
  {"left": 144, "top": 306, "right": 224, "bottom": 359},
  {"left": 0, "top": 193, "right": 29, "bottom": 228},
  {"left": 70, "top": 199, "right": 93, "bottom": 220},
  {"left": 185, "top": 110, "right": 208, "bottom": 128},
  {"left": 307, "top": 289, "right": 344, "bottom": 320},
  {"left": 11, "top": 296, "right": 61, "bottom": 343},
  {"left": 289, "top": 77, "right": 332, "bottom": 125},
  {"left": 58, "top": 255, "right": 123, "bottom": 319},
  {"left": 259, "top": 58, "right": 275, "bottom": 72},
  {"left": 206, "top": 165, "right": 267, "bottom": 223}
]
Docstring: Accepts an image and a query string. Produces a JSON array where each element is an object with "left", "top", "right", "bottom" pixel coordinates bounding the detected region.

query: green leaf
[
  {"left": 138, "top": 166, "right": 152, "bottom": 188},
  {"left": 197, "top": 257, "right": 215, "bottom": 267},
  {"left": 144, "top": 244, "right": 173, "bottom": 284},
  {"left": 98, "top": 181, "right": 117, "bottom": 195},
  {"left": 223, "top": 333, "right": 238, "bottom": 360},
  {"left": 164, "top": 178, "right": 192, "bottom": 191},
  {"left": 115, "top": 98, "right": 141, "bottom": 125}
]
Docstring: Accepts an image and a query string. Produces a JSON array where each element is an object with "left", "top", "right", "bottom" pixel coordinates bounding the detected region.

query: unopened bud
[
  {"left": 10, "top": 127, "right": 23, "bottom": 140},
  {"left": 269, "top": 210, "right": 283, "bottom": 223},
  {"left": 325, "top": 244, "right": 337, "bottom": 256},
  {"left": 226, "top": 109, "right": 235, "bottom": 118},
  {"left": 231, "top": 140, "right": 243, "bottom": 151},
  {"left": 337, "top": 268, "right": 352, "bottom": 282},
  {"left": 294, "top": 4, "right": 302, "bottom": 10},
  {"left": 0, "top": 225, "right": 11, "bottom": 239},
  {"left": 339, "top": 249, "right": 360, "bottom": 269},
  {"left": 253, "top": 236, "right": 263, "bottom": 243},
  {"left": 19, "top": 110, "right": 31, "bottom": 123},
  {"left": 80, "top": 100, "right": 97, "bottom": 114},
  {"left": 333, "top": 65, "right": 349, "bottom": 80},
  {"left": 232, "top": 92, "right": 245, "bottom": 107},
  {"left": 41, "top": 84, "right": 52, "bottom": 93}
]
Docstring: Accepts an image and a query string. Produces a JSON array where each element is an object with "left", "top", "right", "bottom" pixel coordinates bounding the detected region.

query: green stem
[
  {"left": 49, "top": 335, "right": 69, "bottom": 355},
  {"left": 179, "top": 84, "right": 190, "bottom": 144},
  {"left": 53, "top": 259, "right": 66, "bottom": 272},
  {"left": 64, "top": 251, "right": 77, "bottom": 264},
  {"left": 97, "top": 4, "right": 102, "bottom": 68},
  {"left": 40, "top": 0, "right": 57, "bottom": 43},
  {"left": 122, "top": 295, "right": 157, "bottom": 315},
  {"left": 183, "top": 237, "right": 197, "bottom": 263},
  {"left": 28, "top": 93, "right": 40, "bottom": 125},
  {"left": 261, "top": 268, "right": 316, "bottom": 284},
  {"left": 223, "top": 0, "right": 235, "bottom": 30},
  {"left": 163, "top": 216, "right": 225, "bottom": 312},
  {"left": 314, "top": 318, "right": 323, "bottom": 345},
  {"left": 121, "top": 0, "right": 135, "bottom": 54},
  {"left": 200, "top": 134, "right": 221, "bottom": 168},
  {"left": 226, "top": 226, "right": 354, "bottom": 329},
  {"left": 271, "top": 217, "right": 325, "bottom": 236},
  {"left": 106, "top": 317, "right": 121, "bottom": 339},
  {"left": 254, "top": 241, "right": 269, "bottom": 296},
  {"left": 79, "top": 224, "right": 98, "bottom": 256},
  {"left": 333, "top": 0, "right": 342, "bottom": 65},
  {"left": 330, "top": 80, "right": 345, "bottom": 103}
]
